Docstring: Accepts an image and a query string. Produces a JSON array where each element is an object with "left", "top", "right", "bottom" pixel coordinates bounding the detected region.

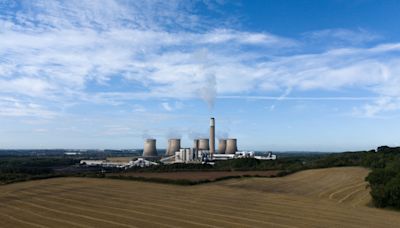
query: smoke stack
[
  {"left": 225, "top": 138, "right": 237, "bottom": 154},
  {"left": 218, "top": 139, "right": 227, "bottom": 154},
  {"left": 166, "top": 138, "right": 181, "bottom": 156},
  {"left": 210, "top": 117, "right": 215, "bottom": 155},
  {"left": 143, "top": 139, "right": 157, "bottom": 157}
]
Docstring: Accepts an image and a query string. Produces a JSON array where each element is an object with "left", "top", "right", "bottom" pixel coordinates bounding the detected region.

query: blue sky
[{"left": 1, "top": 0, "right": 400, "bottom": 151}]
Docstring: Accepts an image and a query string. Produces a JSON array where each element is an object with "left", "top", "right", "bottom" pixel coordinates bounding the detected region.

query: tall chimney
[{"left": 210, "top": 117, "right": 215, "bottom": 156}]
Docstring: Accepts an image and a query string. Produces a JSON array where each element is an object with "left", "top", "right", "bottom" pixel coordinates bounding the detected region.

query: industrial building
[
  {"left": 81, "top": 117, "right": 276, "bottom": 167},
  {"left": 80, "top": 158, "right": 158, "bottom": 168},
  {"left": 160, "top": 117, "right": 276, "bottom": 164},
  {"left": 81, "top": 118, "right": 276, "bottom": 168},
  {"left": 213, "top": 151, "right": 277, "bottom": 161}
]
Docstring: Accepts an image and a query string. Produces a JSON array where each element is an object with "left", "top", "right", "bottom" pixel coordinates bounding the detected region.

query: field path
[{"left": 0, "top": 167, "right": 399, "bottom": 227}]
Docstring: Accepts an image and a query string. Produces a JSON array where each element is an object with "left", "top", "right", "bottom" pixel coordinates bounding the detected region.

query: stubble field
[
  {"left": 0, "top": 167, "right": 399, "bottom": 228},
  {"left": 107, "top": 170, "right": 280, "bottom": 181}
]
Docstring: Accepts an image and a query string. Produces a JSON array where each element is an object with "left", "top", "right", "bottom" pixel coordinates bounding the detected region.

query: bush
[{"left": 385, "top": 175, "right": 400, "bottom": 208}]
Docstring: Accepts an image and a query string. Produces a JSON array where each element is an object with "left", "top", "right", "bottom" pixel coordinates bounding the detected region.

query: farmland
[
  {"left": 107, "top": 170, "right": 280, "bottom": 181},
  {"left": 0, "top": 167, "right": 399, "bottom": 228}
]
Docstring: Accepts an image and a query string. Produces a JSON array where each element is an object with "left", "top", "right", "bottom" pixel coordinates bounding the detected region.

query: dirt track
[{"left": 0, "top": 167, "right": 399, "bottom": 228}]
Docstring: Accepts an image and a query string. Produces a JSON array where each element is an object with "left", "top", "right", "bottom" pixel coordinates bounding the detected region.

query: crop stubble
[{"left": 0, "top": 167, "right": 399, "bottom": 228}]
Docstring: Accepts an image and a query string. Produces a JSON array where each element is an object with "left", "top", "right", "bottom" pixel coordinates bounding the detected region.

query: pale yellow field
[
  {"left": 106, "top": 157, "right": 134, "bottom": 162},
  {"left": 0, "top": 167, "right": 399, "bottom": 228}
]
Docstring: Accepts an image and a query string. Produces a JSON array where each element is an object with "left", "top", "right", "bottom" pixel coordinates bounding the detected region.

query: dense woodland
[
  {"left": 0, "top": 147, "right": 400, "bottom": 209},
  {"left": 364, "top": 146, "right": 400, "bottom": 209},
  {"left": 0, "top": 156, "right": 81, "bottom": 184}
]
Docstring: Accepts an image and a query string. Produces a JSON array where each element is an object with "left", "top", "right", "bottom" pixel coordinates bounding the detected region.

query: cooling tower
[
  {"left": 166, "top": 138, "right": 181, "bottom": 156},
  {"left": 193, "top": 139, "right": 199, "bottom": 157},
  {"left": 225, "top": 138, "right": 237, "bottom": 154},
  {"left": 193, "top": 139, "right": 199, "bottom": 149},
  {"left": 210, "top": 118, "right": 215, "bottom": 155},
  {"left": 198, "top": 138, "right": 210, "bottom": 150},
  {"left": 143, "top": 139, "right": 157, "bottom": 157},
  {"left": 218, "top": 139, "right": 227, "bottom": 154}
]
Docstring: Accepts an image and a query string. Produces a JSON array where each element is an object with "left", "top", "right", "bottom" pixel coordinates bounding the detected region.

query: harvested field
[
  {"left": 106, "top": 157, "right": 135, "bottom": 162},
  {"left": 1, "top": 167, "right": 399, "bottom": 228},
  {"left": 215, "top": 167, "right": 372, "bottom": 206},
  {"left": 107, "top": 170, "right": 280, "bottom": 181}
]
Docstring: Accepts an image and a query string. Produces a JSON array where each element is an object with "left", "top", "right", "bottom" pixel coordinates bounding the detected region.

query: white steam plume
[
  {"left": 193, "top": 49, "right": 217, "bottom": 109},
  {"left": 200, "top": 73, "right": 217, "bottom": 109}
]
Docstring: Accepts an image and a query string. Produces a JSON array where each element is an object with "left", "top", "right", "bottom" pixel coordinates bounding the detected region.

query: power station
[
  {"left": 142, "top": 117, "right": 277, "bottom": 164},
  {"left": 81, "top": 117, "right": 276, "bottom": 168}
]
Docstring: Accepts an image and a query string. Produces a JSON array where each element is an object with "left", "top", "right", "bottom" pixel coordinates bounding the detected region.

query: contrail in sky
[{"left": 218, "top": 96, "right": 378, "bottom": 101}]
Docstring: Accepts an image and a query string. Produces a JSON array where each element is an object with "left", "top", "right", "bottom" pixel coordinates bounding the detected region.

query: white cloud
[
  {"left": 201, "top": 29, "right": 297, "bottom": 46},
  {"left": 162, "top": 102, "right": 173, "bottom": 111},
  {"left": 1, "top": 0, "right": 400, "bottom": 119},
  {"left": 132, "top": 104, "right": 146, "bottom": 113},
  {"left": 161, "top": 101, "right": 184, "bottom": 112},
  {"left": 0, "top": 97, "right": 56, "bottom": 118},
  {"left": 218, "top": 95, "right": 376, "bottom": 101},
  {"left": 303, "top": 28, "right": 380, "bottom": 46},
  {"left": 353, "top": 97, "right": 400, "bottom": 118},
  {"left": 34, "top": 128, "right": 48, "bottom": 133},
  {"left": 0, "top": 77, "right": 54, "bottom": 96}
]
